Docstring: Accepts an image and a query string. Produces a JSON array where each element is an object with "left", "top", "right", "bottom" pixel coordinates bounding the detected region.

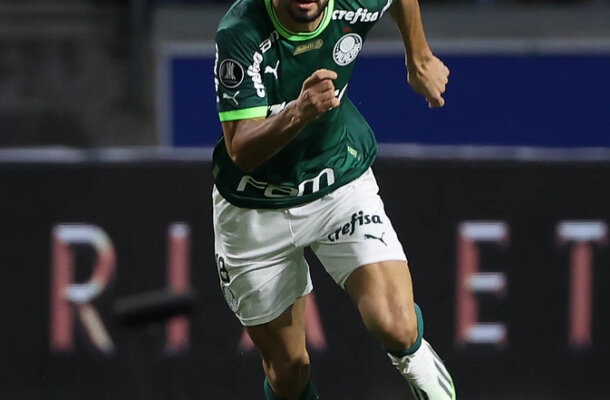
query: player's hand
[
  {"left": 296, "top": 69, "right": 341, "bottom": 122},
  {"left": 407, "top": 55, "right": 450, "bottom": 108}
]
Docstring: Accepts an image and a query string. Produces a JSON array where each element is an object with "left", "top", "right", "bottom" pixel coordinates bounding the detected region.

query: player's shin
[
  {"left": 264, "top": 377, "right": 320, "bottom": 400},
  {"left": 386, "top": 304, "right": 456, "bottom": 400}
]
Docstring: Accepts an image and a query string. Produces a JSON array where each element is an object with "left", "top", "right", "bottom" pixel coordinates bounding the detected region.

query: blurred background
[
  {"left": 0, "top": 0, "right": 608, "bottom": 147},
  {"left": 1, "top": 0, "right": 609, "bottom": 399}
]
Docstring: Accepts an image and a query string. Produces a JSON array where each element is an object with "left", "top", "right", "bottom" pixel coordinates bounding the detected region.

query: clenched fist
[
  {"left": 296, "top": 69, "right": 341, "bottom": 122},
  {"left": 407, "top": 55, "right": 450, "bottom": 108}
]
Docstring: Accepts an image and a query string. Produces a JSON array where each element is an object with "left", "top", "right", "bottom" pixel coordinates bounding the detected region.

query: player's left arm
[{"left": 388, "top": 0, "right": 449, "bottom": 108}]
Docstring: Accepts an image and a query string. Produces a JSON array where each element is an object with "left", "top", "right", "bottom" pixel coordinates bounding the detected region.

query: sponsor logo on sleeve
[{"left": 248, "top": 52, "right": 266, "bottom": 97}]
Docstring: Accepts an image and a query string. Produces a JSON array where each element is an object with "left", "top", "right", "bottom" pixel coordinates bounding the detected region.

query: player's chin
[{"left": 291, "top": 0, "right": 324, "bottom": 21}]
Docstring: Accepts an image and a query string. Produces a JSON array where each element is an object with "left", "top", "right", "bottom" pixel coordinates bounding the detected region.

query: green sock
[
  {"left": 387, "top": 303, "right": 424, "bottom": 357},
  {"left": 299, "top": 381, "right": 319, "bottom": 400},
  {"left": 263, "top": 378, "right": 283, "bottom": 400},
  {"left": 264, "top": 377, "right": 319, "bottom": 400}
]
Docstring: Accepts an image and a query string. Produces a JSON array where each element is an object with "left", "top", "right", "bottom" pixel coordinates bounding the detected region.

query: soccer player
[{"left": 212, "top": 0, "right": 454, "bottom": 398}]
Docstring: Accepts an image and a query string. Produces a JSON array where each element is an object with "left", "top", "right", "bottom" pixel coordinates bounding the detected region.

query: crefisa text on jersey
[{"left": 332, "top": 8, "right": 380, "bottom": 24}]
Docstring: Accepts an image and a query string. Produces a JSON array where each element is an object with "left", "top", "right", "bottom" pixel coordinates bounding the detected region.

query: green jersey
[{"left": 213, "top": 0, "right": 395, "bottom": 209}]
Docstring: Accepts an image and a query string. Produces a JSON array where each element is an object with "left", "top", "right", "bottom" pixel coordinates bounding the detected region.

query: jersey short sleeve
[{"left": 214, "top": 27, "right": 269, "bottom": 122}]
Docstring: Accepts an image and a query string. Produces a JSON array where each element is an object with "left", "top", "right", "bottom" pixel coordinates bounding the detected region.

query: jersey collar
[{"left": 264, "top": 0, "right": 334, "bottom": 41}]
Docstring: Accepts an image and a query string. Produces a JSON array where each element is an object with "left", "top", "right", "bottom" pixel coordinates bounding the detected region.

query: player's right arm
[
  {"left": 222, "top": 69, "right": 340, "bottom": 173},
  {"left": 389, "top": 0, "right": 449, "bottom": 108}
]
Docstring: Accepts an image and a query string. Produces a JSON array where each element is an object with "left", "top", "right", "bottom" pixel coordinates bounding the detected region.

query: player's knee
[
  {"left": 266, "top": 351, "right": 310, "bottom": 394},
  {"left": 368, "top": 308, "right": 420, "bottom": 351}
]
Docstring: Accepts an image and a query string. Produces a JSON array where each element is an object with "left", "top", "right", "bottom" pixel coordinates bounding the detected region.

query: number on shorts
[{"left": 216, "top": 253, "right": 230, "bottom": 283}]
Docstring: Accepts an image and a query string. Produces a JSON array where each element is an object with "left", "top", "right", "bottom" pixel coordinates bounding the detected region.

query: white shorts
[{"left": 212, "top": 168, "right": 407, "bottom": 326}]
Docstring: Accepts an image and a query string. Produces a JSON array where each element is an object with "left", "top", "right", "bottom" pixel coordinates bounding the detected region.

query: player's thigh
[
  {"left": 344, "top": 259, "right": 416, "bottom": 326},
  {"left": 246, "top": 295, "right": 308, "bottom": 362},
  {"left": 345, "top": 260, "right": 419, "bottom": 350},
  {"left": 311, "top": 169, "right": 407, "bottom": 288},
  {"left": 213, "top": 187, "right": 312, "bottom": 327}
]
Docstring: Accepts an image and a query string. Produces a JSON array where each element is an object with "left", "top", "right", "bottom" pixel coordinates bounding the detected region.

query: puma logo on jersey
[
  {"left": 264, "top": 61, "right": 280, "bottom": 79},
  {"left": 222, "top": 91, "right": 240, "bottom": 106},
  {"left": 364, "top": 232, "right": 387, "bottom": 246}
]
